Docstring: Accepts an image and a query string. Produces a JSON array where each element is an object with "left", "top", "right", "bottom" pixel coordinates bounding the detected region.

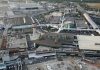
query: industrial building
[{"left": 0, "top": 0, "right": 100, "bottom": 70}]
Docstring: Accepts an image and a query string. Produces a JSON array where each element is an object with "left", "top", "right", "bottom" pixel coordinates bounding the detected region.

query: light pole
[{"left": 20, "top": 63, "right": 22, "bottom": 70}]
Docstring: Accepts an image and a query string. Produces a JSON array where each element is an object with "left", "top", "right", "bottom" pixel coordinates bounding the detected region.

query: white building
[
  {"left": 9, "top": 2, "right": 44, "bottom": 11},
  {"left": 77, "top": 35, "right": 100, "bottom": 51}
]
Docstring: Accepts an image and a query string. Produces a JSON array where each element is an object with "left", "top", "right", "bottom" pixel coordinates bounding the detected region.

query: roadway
[
  {"left": 1, "top": 24, "right": 12, "bottom": 49},
  {"left": 76, "top": 3, "right": 99, "bottom": 29}
]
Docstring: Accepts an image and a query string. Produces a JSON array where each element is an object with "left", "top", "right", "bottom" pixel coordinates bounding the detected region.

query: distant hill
[
  {"left": 33, "top": 0, "right": 100, "bottom": 3},
  {"left": 87, "top": 3, "right": 100, "bottom": 9}
]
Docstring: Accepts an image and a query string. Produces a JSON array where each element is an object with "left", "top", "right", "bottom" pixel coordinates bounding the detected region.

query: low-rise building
[{"left": 77, "top": 35, "right": 100, "bottom": 51}]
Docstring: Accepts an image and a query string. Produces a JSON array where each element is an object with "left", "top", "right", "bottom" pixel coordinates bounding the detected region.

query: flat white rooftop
[
  {"left": 9, "top": 2, "right": 43, "bottom": 9},
  {"left": 77, "top": 35, "right": 100, "bottom": 50}
]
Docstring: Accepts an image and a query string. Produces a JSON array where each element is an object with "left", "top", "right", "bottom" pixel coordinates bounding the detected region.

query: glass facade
[{"left": 63, "top": 22, "right": 76, "bottom": 29}]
